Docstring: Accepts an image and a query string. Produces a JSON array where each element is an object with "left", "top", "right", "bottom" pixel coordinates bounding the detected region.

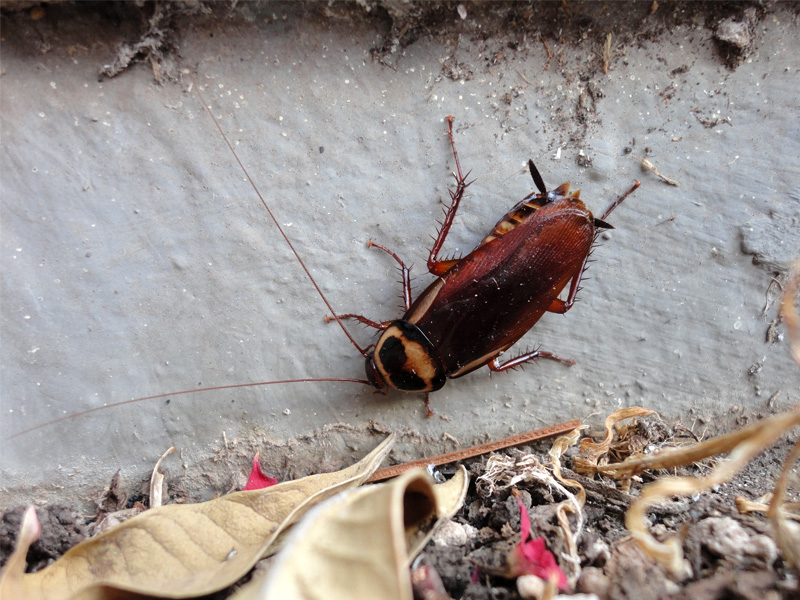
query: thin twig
[{"left": 367, "top": 420, "right": 581, "bottom": 482}]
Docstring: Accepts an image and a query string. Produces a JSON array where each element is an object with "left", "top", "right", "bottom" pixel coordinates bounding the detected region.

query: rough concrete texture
[{"left": 1, "top": 2, "right": 798, "bottom": 507}]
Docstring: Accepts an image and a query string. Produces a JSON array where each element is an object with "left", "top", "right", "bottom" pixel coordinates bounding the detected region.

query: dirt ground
[
  {"left": 1, "top": 0, "right": 799, "bottom": 598},
  {"left": 2, "top": 414, "right": 798, "bottom": 599}
]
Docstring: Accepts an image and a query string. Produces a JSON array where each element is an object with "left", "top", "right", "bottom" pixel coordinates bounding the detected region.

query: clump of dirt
[
  {"left": 2, "top": 416, "right": 796, "bottom": 599},
  {"left": 0, "top": 505, "right": 88, "bottom": 573},
  {"left": 713, "top": 6, "right": 760, "bottom": 69}
]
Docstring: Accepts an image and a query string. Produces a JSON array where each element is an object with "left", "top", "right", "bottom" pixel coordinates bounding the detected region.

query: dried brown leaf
[
  {"left": 1, "top": 434, "right": 396, "bottom": 600},
  {"left": 242, "top": 467, "right": 468, "bottom": 600}
]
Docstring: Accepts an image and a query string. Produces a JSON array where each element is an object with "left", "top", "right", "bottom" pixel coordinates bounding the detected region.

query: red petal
[
  {"left": 510, "top": 498, "right": 568, "bottom": 590},
  {"left": 244, "top": 454, "right": 278, "bottom": 490}
]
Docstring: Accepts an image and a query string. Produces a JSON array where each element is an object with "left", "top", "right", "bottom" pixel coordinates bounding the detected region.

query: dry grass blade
[
  {"left": 548, "top": 426, "right": 589, "bottom": 586},
  {"left": 639, "top": 157, "right": 679, "bottom": 186},
  {"left": 735, "top": 495, "right": 800, "bottom": 519},
  {"left": 0, "top": 506, "right": 40, "bottom": 600},
  {"left": 0, "top": 434, "right": 396, "bottom": 600},
  {"left": 619, "top": 410, "right": 800, "bottom": 576}
]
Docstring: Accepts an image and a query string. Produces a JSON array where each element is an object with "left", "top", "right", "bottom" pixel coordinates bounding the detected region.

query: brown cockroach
[{"left": 8, "top": 83, "right": 638, "bottom": 438}]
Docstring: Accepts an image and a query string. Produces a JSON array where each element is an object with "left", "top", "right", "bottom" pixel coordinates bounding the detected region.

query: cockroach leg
[
  {"left": 428, "top": 115, "right": 472, "bottom": 276},
  {"left": 424, "top": 393, "right": 434, "bottom": 418},
  {"left": 488, "top": 349, "right": 576, "bottom": 372},
  {"left": 549, "top": 178, "right": 641, "bottom": 314},
  {"left": 367, "top": 240, "right": 413, "bottom": 311}
]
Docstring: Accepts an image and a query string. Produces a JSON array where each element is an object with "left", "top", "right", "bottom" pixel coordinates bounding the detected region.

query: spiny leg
[
  {"left": 488, "top": 349, "right": 575, "bottom": 372},
  {"left": 549, "top": 178, "right": 641, "bottom": 315},
  {"left": 424, "top": 392, "right": 434, "bottom": 418},
  {"left": 428, "top": 116, "right": 472, "bottom": 277},
  {"left": 323, "top": 240, "right": 413, "bottom": 328},
  {"left": 367, "top": 240, "right": 412, "bottom": 311}
]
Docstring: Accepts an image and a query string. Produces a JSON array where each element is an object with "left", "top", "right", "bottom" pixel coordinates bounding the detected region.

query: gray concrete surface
[{"left": 1, "top": 2, "right": 798, "bottom": 507}]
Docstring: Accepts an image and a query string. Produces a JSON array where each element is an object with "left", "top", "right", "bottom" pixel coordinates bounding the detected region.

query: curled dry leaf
[
  {"left": 573, "top": 407, "right": 655, "bottom": 477},
  {"left": 238, "top": 466, "right": 468, "bottom": 600},
  {"left": 0, "top": 434, "right": 396, "bottom": 600},
  {"left": 149, "top": 446, "right": 176, "bottom": 509},
  {"left": 618, "top": 410, "right": 800, "bottom": 577}
]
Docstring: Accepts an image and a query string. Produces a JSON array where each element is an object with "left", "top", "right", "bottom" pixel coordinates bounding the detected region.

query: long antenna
[
  {"left": 6, "top": 378, "right": 370, "bottom": 441},
  {"left": 5, "top": 79, "right": 383, "bottom": 441},
  {"left": 193, "top": 80, "right": 368, "bottom": 357}
]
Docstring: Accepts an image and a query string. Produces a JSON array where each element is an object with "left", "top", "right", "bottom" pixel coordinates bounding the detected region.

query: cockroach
[
  {"left": 8, "top": 85, "right": 639, "bottom": 438},
  {"left": 338, "top": 117, "right": 639, "bottom": 415}
]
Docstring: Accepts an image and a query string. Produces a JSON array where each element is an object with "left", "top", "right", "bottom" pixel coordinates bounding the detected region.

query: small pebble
[{"left": 432, "top": 520, "right": 468, "bottom": 547}]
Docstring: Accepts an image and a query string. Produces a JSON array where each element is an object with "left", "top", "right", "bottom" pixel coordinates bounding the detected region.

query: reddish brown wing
[{"left": 404, "top": 197, "right": 596, "bottom": 378}]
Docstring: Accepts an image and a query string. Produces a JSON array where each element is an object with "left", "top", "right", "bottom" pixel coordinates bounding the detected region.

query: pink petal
[
  {"left": 244, "top": 453, "right": 278, "bottom": 490},
  {"left": 510, "top": 497, "right": 568, "bottom": 590}
]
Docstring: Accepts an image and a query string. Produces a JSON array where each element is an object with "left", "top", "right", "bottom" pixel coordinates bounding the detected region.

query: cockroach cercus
[{"left": 9, "top": 86, "right": 639, "bottom": 438}]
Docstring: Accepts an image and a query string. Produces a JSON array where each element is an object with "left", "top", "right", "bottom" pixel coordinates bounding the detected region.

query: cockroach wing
[{"left": 404, "top": 197, "right": 596, "bottom": 378}]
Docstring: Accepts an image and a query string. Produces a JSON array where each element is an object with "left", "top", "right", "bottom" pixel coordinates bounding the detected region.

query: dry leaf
[
  {"left": 149, "top": 446, "right": 176, "bottom": 509},
  {"left": 236, "top": 466, "right": 468, "bottom": 600},
  {"left": 409, "top": 465, "right": 469, "bottom": 559},
  {"left": 0, "top": 434, "right": 396, "bottom": 600}
]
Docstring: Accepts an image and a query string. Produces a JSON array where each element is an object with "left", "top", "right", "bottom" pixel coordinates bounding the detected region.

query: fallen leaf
[
  {"left": 0, "top": 434, "right": 396, "bottom": 600},
  {"left": 237, "top": 466, "right": 468, "bottom": 600}
]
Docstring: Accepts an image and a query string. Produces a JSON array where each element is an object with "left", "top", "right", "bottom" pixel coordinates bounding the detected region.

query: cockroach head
[{"left": 365, "top": 351, "right": 388, "bottom": 391}]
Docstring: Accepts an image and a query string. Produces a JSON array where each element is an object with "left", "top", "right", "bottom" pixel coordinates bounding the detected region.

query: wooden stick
[{"left": 367, "top": 419, "right": 581, "bottom": 482}]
